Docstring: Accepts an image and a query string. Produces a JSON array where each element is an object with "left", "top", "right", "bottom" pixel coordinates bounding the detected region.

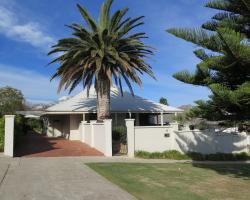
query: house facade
[{"left": 44, "top": 87, "right": 183, "bottom": 140}]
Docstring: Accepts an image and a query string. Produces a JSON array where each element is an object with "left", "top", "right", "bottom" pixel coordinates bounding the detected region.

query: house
[{"left": 44, "top": 86, "right": 183, "bottom": 140}]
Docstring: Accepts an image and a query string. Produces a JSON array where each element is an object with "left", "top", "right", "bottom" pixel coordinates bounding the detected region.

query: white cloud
[
  {"left": 0, "top": 5, "right": 55, "bottom": 51},
  {"left": 0, "top": 64, "right": 81, "bottom": 103}
]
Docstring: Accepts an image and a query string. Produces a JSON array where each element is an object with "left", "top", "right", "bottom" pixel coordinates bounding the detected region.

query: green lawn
[{"left": 87, "top": 163, "right": 250, "bottom": 200}]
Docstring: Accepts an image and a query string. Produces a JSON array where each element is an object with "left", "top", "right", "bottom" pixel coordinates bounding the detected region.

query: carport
[
  {"left": 4, "top": 115, "right": 103, "bottom": 157},
  {"left": 14, "top": 132, "right": 103, "bottom": 157}
]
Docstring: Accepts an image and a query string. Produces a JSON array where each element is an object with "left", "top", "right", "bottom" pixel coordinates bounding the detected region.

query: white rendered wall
[
  {"left": 80, "top": 119, "right": 112, "bottom": 156},
  {"left": 4, "top": 115, "right": 15, "bottom": 157},
  {"left": 130, "top": 121, "right": 248, "bottom": 155},
  {"left": 92, "top": 123, "right": 106, "bottom": 154},
  {"left": 125, "top": 119, "right": 135, "bottom": 157},
  {"left": 83, "top": 123, "right": 91, "bottom": 146},
  {"left": 134, "top": 126, "right": 174, "bottom": 152},
  {"left": 174, "top": 130, "right": 248, "bottom": 154}
]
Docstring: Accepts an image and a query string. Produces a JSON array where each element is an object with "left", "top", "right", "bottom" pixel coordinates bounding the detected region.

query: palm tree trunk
[{"left": 96, "top": 76, "right": 111, "bottom": 122}]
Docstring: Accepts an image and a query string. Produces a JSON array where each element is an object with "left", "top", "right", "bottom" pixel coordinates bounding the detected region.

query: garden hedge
[{"left": 135, "top": 150, "right": 250, "bottom": 161}]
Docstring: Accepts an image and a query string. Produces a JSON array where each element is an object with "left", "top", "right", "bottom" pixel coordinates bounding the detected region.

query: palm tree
[{"left": 48, "top": 0, "right": 155, "bottom": 121}]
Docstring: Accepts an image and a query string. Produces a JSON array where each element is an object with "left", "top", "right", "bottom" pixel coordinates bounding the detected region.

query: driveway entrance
[
  {"left": 15, "top": 132, "right": 103, "bottom": 157},
  {"left": 0, "top": 157, "right": 136, "bottom": 200}
]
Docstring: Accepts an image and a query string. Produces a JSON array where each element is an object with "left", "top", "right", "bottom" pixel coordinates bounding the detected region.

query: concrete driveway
[{"left": 0, "top": 157, "right": 136, "bottom": 200}]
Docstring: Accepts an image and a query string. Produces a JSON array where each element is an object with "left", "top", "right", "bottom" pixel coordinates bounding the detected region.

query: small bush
[
  {"left": 26, "top": 118, "right": 43, "bottom": 133},
  {"left": 112, "top": 126, "right": 127, "bottom": 144},
  {"left": 195, "top": 121, "right": 210, "bottom": 130},
  {"left": 135, "top": 150, "right": 250, "bottom": 161},
  {"left": 186, "top": 152, "right": 205, "bottom": 161},
  {"left": 163, "top": 150, "right": 190, "bottom": 160},
  {"left": 14, "top": 115, "right": 27, "bottom": 147},
  {"left": 135, "top": 150, "right": 190, "bottom": 160},
  {"left": 0, "top": 117, "right": 4, "bottom": 152},
  {"left": 135, "top": 151, "right": 151, "bottom": 158}
]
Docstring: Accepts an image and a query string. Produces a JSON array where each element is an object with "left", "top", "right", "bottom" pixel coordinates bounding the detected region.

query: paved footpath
[{"left": 0, "top": 157, "right": 136, "bottom": 200}]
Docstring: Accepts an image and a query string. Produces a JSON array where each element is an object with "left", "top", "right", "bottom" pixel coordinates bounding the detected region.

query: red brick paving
[{"left": 15, "top": 132, "right": 104, "bottom": 157}]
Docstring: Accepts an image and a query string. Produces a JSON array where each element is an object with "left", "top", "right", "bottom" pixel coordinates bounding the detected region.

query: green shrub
[
  {"left": 163, "top": 150, "right": 190, "bottom": 160},
  {"left": 195, "top": 121, "right": 210, "bottom": 130},
  {"left": 186, "top": 152, "right": 205, "bottom": 161},
  {"left": 0, "top": 116, "right": 45, "bottom": 151},
  {"left": 135, "top": 150, "right": 190, "bottom": 160},
  {"left": 14, "top": 115, "right": 27, "bottom": 147},
  {"left": 112, "top": 126, "right": 127, "bottom": 144},
  {"left": 135, "top": 150, "right": 250, "bottom": 161},
  {"left": 26, "top": 118, "right": 43, "bottom": 133},
  {"left": 135, "top": 151, "right": 151, "bottom": 158},
  {"left": 0, "top": 117, "right": 4, "bottom": 152}
]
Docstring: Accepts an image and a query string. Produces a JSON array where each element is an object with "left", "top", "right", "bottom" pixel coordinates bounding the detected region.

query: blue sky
[{"left": 0, "top": 0, "right": 217, "bottom": 106}]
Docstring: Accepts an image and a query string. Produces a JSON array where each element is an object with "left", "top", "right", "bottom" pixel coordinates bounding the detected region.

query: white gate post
[
  {"left": 160, "top": 112, "right": 164, "bottom": 126},
  {"left": 80, "top": 121, "right": 87, "bottom": 142},
  {"left": 90, "top": 120, "right": 96, "bottom": 147},
  {"left": 125, "top": 119, "right": 135, "bottom": 158},
  {"left": 104, "top": 119, "right": 112, "bottom": 157},
  {"left": 4, "top": 115, "right": 15, "bottom": 157}
]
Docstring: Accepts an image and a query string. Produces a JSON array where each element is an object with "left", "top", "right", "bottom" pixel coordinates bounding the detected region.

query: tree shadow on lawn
[{"left": 192, "top": 163, "right": 250, "bottom": 180}]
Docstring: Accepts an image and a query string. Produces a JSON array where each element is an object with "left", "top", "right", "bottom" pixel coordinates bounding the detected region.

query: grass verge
[{"left": 88, "top": 163, "right": 250, "bottom": 200}]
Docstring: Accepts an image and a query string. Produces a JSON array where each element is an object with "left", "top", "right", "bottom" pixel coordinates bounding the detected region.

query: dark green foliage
[
  {"left": 195, "top": 120, "right": 210, "bottom": 130},
  {"left": 136, "top": 150, "right": 250, "bottom": 161},
  {"left": 14, "top": 115, "right": 27, "bottom": 147},
  {"left": 159, "top": 97, "right": 168, "bottom": 105},
  {"left": 0, "top": 86, "right": 24, "bottom": 117},
  {"left": 135, "top": 150, "right": 190, "bottom": 160},
  {"left": 167, "top": 0, "right": 250, "bottom": 122},
  {"left": 48, "top": 0, "right": 155, "bottom": 96},
  {"left": 0, "top": 115, "right": 43, "bottom": 152},
  {"left": 112, "top": 126, "right": 127, "bottom": 144},
  {"left": 187, "top": 152, "right": 250, "bottom": 161},
  {"left": 48, "top": 0, "right": 155, "bottom": 121},
  {"left": 26, "top": 118, "right": 43, "bottom": 133},
  {"left": 0, "top": 117, "right": 4, "bottom": 152}
]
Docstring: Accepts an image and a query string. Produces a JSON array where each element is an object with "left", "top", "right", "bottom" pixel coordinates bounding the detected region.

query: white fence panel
[
  {"left": 80, "top": 120, "right": 112, "bottom": 156},
  {"left": 4, "top": 115, "right": 15, "bottom": 157},
  {"left": 92, "top": 123, "right": 106, "bottom": 154},
  {"left": 174, "top": 130, "right": 248, "bottom": 154},
  {"left": 83, "top": 123, "right": 91, "bottom": 146},
  {"left": 135, "top": 126, "right": 174, "bottom": 152},
  {"left": 130, "top": 121, "right": 248, "bottom": 155}
]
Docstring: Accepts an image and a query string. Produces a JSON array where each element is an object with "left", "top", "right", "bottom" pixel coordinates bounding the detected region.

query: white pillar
[
  {"left": 69, "top": 114, "right": 74, "bottom": 140},
  {"left": 104, "top": 119, "right": 112, "bottom": 157},
  {"left": 160, "top": 112, "right": 164, "bottom": 126},
  {"left": 80, "top": 121, "right": 87, "bottom": 142},
  {"left": 4, "top": 115, "right": 15, "bottom": 157},
  {"left": 90, "top": 120, "right": 96, "bottom": 147},
  {"left": 125, "top": 119, "right": 135, "bottom": 158}
]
